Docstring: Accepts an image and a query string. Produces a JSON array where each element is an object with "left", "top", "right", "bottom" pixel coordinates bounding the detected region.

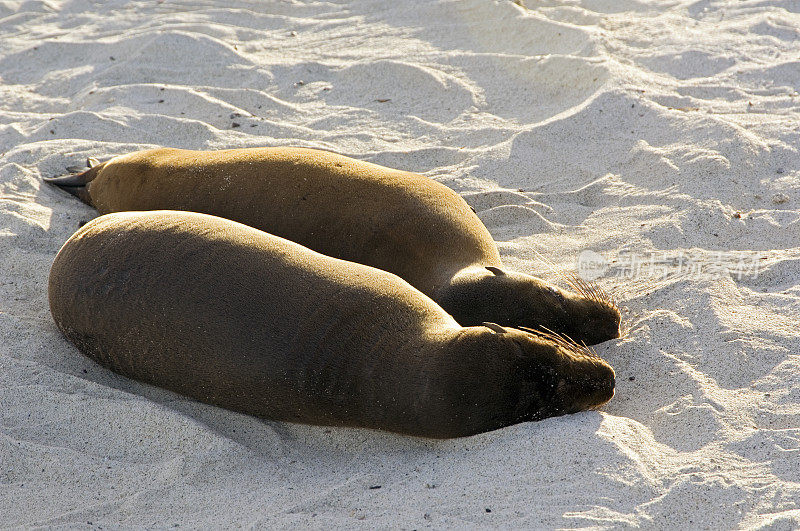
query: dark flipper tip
[
  {"left": 43, "top": 173, "right": 91, "bottom": 186},
  {"left": 43, "top": 169, "right": 94, "bottom": 204}
]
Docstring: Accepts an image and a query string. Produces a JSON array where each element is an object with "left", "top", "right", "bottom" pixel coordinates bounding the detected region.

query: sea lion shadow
[
  {"left": 77, "top": 358, "right": 611, "bottom": 459},
  {"left": 74, "top": 363, "right": 298, "bottom": 457},
  {"left": 72, "top": 359, "right": 422, "bottom": 456}
]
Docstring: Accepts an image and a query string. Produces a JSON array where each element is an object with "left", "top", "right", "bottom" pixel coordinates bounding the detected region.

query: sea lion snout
[
  {"left": 537, "top": 283, "right": 620, "bottom": 345},
  {"left": 563, "top": 293, "right": 621, "bottom": 345},
  {"left": 552, "top": 360, "right": 615, "bottom": 414},
  {"left": 587, "top": 363, "right": 616, "bottom": 407}
]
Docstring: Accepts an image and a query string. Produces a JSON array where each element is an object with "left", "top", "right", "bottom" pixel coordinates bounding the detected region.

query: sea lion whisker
[
  {"left": 591, "top": 282, "right": 616, "bottom": 308},
  {"left": 565, "top": 277, "right": 596, "bottom": 303},
  {"left": 532, "top": 249, "right": 608, "bottom": 304},
  {"left": 562, "top": 272, "right": 591, "bottom": 295},
  {"left": 563, "top": 272, "right": 617, "bottom": 310},
  {"left": 515, "top": 325, "right": 570, "bottom": 349},
  {"left": 537, "top": 326, "right": 597, "bottom": 359},
  {"left": 578, "top": 277, "right": 604, "bottom": 302},
  {"left": 481, "top": 322, "right": 506, "bottom": 334},
  {"left": 515, "top": 325, "right": 599, "bottom": 360}
]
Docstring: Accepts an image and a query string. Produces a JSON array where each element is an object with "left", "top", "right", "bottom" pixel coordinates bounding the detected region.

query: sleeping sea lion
[{"left": 48, "top": 210, "right": 615, "bottom": 438}]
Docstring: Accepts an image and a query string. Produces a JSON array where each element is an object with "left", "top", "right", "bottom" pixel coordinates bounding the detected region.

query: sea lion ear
[
  {"left": 485, "top": 266, "right": 505, "bottom": 276},
  {"left": 482, "top": 322, "right": 506, "bottom": 334}
]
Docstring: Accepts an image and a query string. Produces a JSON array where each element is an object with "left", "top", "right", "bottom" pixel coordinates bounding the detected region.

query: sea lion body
[
  {"left": 46, "top": 147, "right": 620, "bottom": 344},
  {"left": 48, "top": 211, "right": 615, "bottom": 438}
]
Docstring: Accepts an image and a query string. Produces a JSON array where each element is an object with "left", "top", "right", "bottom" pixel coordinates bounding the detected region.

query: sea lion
[
  {"left": 48, "top": 210, "right": 615, "bottom": 438},
  {"left": 45, "top": 147, "right": 620, "bottom": 345}
]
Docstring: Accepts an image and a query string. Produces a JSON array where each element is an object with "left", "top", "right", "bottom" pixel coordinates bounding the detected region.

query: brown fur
[{"left": 48, "top": 211, "right": 615, "bottom": 438}]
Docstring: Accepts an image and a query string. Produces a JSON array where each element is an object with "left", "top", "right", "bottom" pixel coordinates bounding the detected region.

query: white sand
[{"left": 2, "top": 0, "right": 799, "bottom": 527}]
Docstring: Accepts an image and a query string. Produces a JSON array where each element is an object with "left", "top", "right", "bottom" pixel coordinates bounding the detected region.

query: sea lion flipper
[
  {"left": 87, "top": 157, "right": 100, "bottom": 168},
  {"left": 43, "top": 172, "right": 91, "bottom": 186},
  {"left": 43, "top": 170, "right": 95, "bottom": 204}
]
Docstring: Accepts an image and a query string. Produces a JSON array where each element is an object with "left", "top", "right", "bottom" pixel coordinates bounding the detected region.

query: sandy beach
[{"left": 2, "top": 0, "right": 799, "bottom": 527}]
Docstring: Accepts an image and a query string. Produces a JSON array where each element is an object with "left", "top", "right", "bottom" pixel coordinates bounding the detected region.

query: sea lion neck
[
  {"left": 395, "top": 326, "right": 523, "bottom": 438},
  {"left": 434, "top": 265, "right": 524, "bottom": 326}
]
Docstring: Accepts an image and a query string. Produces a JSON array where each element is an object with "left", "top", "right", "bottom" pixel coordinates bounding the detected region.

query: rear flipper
[{"left": 44, "top": 157, "right": 102, "bottom": 205}]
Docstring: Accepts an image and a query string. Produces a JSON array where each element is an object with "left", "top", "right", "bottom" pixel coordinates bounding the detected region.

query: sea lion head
[
  {"left": 441, "top": 266, "right": 621, "bottom": 345},
  {"left": 496, "top": 326, "right": 616, "bottom": 421},
  {"left": 431, "top": 325, "right": 615, "bottom": 437}
]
